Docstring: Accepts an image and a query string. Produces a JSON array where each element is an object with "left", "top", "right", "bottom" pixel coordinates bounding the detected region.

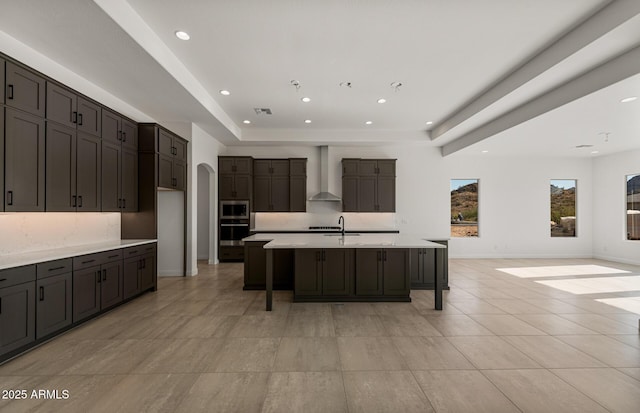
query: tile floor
[{"left": 0, "top": 258, "right": 639, "bottom": 412}]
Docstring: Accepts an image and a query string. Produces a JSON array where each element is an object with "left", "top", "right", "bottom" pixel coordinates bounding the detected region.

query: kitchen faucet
[{"left": 338, "top": 215, "right": 345, "bottom": 235}]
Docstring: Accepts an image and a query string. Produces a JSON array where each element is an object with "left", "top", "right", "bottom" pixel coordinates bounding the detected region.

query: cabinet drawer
[
  {"left": 220, "top": 246, "right": 244, "bottom": 261},
  {"left": 0, "top": 265, "right": 36, "bottom": 289},
  {"left": 123, "top": 243, "right": 156, "bottom": 258},
  {"left": 73, "top": 249, "right": 123, "bottom": 270},
  {"left": 37, "top": 258, "right": 72, "bottom": 279}
]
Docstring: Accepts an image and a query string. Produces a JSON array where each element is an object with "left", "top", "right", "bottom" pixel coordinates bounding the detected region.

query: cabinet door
[
  {"left": 100, "top": 261, "right": 123, "bottom": 309},
  {"left": 0, "top": 282, "right": 35, "bottom": 355},
  {"left": 158, "top": 128, "right": 174, "bottom": 157},
  {"left": 377, "top": 176, "right": 395, "bottom": 212},
  {"left": 36, "top": 273, "right": 72, "bottom": 338},
  {"left": 289, "top": 159, "right": 306, "bottom": 176},
  {"left": 46, "top": 82, "right": 76, "bottom": 128},
  {"left": 121, "top": 118, "right": 137, "bottom": 150},
  {"left": 219, "top": 157, "right": 235, "bottom": 174},
  {"left": 294, "top": 249, "right": 322, "bottom": 296},
  {"left": 271, "top": 160, "right": 290, "bottom": 176},
  {"left": 5, "top": 62, "right": 45, "bottom": 117},
  {"left": 76, "top": 133, "right": 102, "bottom": 211},
  {"left": 0, "top": 58, "right": 4, "bottom": 105},
  {"left": 358, "top": 160, "right": 378, "bottom": 176},
  {"left": 158, "top": 154, "right": 174, "bottom": 188},
  {"left": 72, "top": 267, "right": 100, "bottom": 322},
  {"left": 244, "top": 242, "right": 267, "bottom": 288},
  {"left": 290, "top": 175, "right": 306, "bottom": 212},
  {"left": 101, "top": 109, "right": 121, "bottom": 145},
  {"left": 101, "top": 141, "right": 121, "bottom": 212},
  {"left": 323, "top": 249, "right": 352, "bottom": 296},
  {"left": 121, "top": 148, "right": 138, "bottom": 212},
  {"left": 174, "top": 137, "right": 187, "bottom": 161},
  {"left": 271, "top": 176, "right": 290, "bottom": 212},
  {"left": 4, "top": 108, "right": 45, "bottom": 212},
  {"left": 342, "top": 176, "right": 358, "bottom": 212},
  {"left": 234, "top": 175, "right": 252, "bottom": 199},
  {"left": 123, "top": 257, "right": 140, "bottom": 300},
  {"left": 219, "top": 174, "right": 235, "bottom": 199},
  {"left": 173, "top": 160, "right": 187, "bottom": 191},
  {"left": 45, "top": 122, "right": 77, "bottom": 212},
  {"left": 253, "top": 175, "right": 271, "bottom": 211},
  {"left": 77, "top": 97, "right": 101, "bottom": 137},
  {"left": 234, "top": 157, "right": 252, "bottom": 174},
  {"left": 358, "top": 176, "right": 377, "bottom": 212},
  {"left": 377, "top": 160, "right": 395, "bottom": 177},
  {"left": 342, "top": 159, "right": 359, "bottom": 176},
  {"left": 253, "top": 159, "right": 271, "bottom": 176},
  {"left": 409, "top": 249, "right": 423, "bottom": 284},
  {"left": 383, "top": 249, "right": 410, "bottom": 296},
  {"left": 139, "top": 253, "right": 156, "bottom": 291},
  {"left": 355, "top": 249, "right": 383, "bottom": 296}
]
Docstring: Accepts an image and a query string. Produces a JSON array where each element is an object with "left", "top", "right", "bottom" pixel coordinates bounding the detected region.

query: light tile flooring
[{"left": 1, "top": 258, "right": 639, "bottom": 412}]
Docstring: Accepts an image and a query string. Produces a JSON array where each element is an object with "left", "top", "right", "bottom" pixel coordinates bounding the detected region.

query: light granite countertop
[
  {"left": 0, "top": 239, "right": 157, "bottom": 270},
  {"left": 243, "top": 233, "right": 447, "bottom": 249}
]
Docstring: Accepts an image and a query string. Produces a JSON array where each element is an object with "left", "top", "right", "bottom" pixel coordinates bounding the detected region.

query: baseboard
[
  {"left": 592, "top": 253, "right": 640, "bottom": 266},
  {"left": 158, "top": 270, "right": 184, "bottom": 276},
  {"left": 449, "top": 253, "right": 593, "bottom": 259}
]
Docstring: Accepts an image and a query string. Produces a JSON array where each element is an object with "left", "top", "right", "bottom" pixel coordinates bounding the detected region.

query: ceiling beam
[
  {"left": 431, "top": 0, "right": 640, "bottom": 141},
  {"left": 441, "top": 44, "right": 640, "bottom": 156}
]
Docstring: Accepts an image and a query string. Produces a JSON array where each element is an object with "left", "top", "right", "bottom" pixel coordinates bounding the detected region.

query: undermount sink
[{"left": 323, "top": 233, "right": 360, "bottom": 236}]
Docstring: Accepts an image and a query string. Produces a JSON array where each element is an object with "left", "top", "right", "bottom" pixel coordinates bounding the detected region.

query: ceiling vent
[{"left": 254, "top": 108, "right": 272, "bottom": 115}]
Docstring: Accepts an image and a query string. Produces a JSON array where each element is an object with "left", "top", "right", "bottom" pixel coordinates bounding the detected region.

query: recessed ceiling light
[
  {"left": 219, "top": 90, "right": 230, "bottom": 96},
  {"left": 301, "top": 97, "right": 311, "bottom": 103},
  {"left": 175, "top": 31, "right": 190, "bottom": 40},
  {"left": 304, "top": 119, "right": 312, "bottom": 124},
  {"left": 425, "top": 121, "right": 433, "bottom": 125},
  {"left": 621, "top": 96, "right": 637, "bottom": 103},
  {"left": 243, "top": 120, "right": 251, "bottom": 124},
  {"left": 365, "top": 121, "right": 373, "bottom": 125},
  {"left": 481, "top": 150, "right": 489, "bottom": 153},
  {"left": 377, "top": 98, "right": 387, "bottom": 104},
  {"left": 591, "top": 150, "right": 599, "bottom": 154}
]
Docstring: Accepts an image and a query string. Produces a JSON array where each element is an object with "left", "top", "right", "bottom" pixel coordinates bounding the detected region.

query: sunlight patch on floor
[
  {"left": 535, "top": 275, "right": 640, "bottom": 295},
  {"left": 497, "top": 265, "right": 630, "bottom": 278},
  {"left": 595, "top": 297, "right": 640, "bottom": 315}
]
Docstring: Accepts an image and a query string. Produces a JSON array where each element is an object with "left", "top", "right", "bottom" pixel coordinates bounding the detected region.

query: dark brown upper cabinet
[
  {"left": 47, "top": 83, "right": 103, "bottom": 137},
  {"left": 45, "top": 124, "right": 102, "bottom": 212},
  {"left": 4, "top": 108, "right": 45, "bottom": 212},
  {"left": 101, "top": 109, "right": 138, "bottom": 211},
  {"left": 5, "top": 62, "right": 45, "bottom": 117},
  {"left": 102, "top": 109, "right": 137, "bottom": 150},
  {"left": 342, "top": 158, "right": 396, "bottom": 212},
  {"left": 219, "top": 156, "right": 252, "bottom": 200},
  {"left": 139, "top": 124, "right": 187, "bottom": 191},
  {"left": 253, "top": 159, "right": 290, "bottom": 212},
  {"left": 289, "top": 158, "right": 307, "bottom": 212},
  {"left": 1, "top": 58, "right": 5, "bottom": 105},
  {"left": 0, "top": 108, "right": 4, "bottom": 212}
]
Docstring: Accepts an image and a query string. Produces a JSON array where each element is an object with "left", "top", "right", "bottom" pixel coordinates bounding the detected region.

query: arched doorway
[{"left": 197, "top": 163, "right": 217, "bottom": 264}]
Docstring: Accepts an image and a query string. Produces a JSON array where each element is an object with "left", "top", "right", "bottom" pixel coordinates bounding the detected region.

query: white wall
[
  {"left": 592, "top": 149, "right": 640, "bottom": 265},
  {"left": 197, "top": 165, "right": 210, "bottom": 259},
  {"left": 187, "top": 124, "right": 225, "bottom": 275},
  {"left": 223, "top": 144, "right": 595, "bottom": 259}
]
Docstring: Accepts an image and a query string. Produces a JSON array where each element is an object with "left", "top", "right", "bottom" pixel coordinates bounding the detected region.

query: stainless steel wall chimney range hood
[{"left": 309, "top": 146, "right": 341, "bottom": 202}]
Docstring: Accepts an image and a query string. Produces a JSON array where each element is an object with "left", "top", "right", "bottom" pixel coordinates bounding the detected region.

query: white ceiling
[{"left": 0, "top": 0, "right": 639, "bottom": 156}]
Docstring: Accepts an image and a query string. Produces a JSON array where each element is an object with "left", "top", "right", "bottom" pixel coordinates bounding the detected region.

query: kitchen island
[{"left": 246, "top": 234, "right": 447, "bottom": 311}]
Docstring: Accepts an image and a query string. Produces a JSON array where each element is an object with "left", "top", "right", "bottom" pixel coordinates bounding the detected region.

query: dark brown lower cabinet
[
  {"left": 294, "top": 249, "right": 354, "bottom": 298},
  {"left": 220, "top": 246, "right": 244, "bottom": 262},
  {"left": 410, "top": 241, "right": 449, "bottom": 290},
  {"left": 36, "top": 273, "right": 72, "bottom": 338},
  {"left": 124, "top": 252, "right": 156, "bottom": 300},
  {"left": 0, "top": 281, "right": 36, "bottom": 356},
  {"left": 72, "top": 259, "right": 123, "bottom": 323},
  {"left": 244, "top": 241, "right": 293, "bottom": 290},
  {"left": 355, "top": 248, "right": 410, "bottom": 298}
]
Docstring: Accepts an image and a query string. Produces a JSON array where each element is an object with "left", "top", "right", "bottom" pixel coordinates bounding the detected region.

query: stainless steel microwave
[{"left": 220, "top": 200, "right": 249, "bottom": 219}]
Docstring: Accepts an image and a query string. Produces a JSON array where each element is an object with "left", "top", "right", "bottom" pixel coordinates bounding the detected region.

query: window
[
  {"left": 550, "top": 179, "right": 576, "bottom": 237},
  {"left": 627, "top": 174, "right": 640, "bottom": 240},
  {"left": 450, "top": 179, "right": 478, "bottom": 237}
]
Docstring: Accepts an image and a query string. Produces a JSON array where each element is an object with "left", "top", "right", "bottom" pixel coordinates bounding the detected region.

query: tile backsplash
[{"left": 0, "top": 213, "right": 121, "bottom": 255}]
